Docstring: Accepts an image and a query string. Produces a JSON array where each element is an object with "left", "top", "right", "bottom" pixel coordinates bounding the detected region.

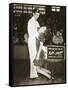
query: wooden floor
[{"left": 13, "top": 59, "right": 66, "bottom": 86}]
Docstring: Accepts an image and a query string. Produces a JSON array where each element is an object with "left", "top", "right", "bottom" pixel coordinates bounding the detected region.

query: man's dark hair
[{"left": 33, "top": 8, "right": 40, "bottom": 13}]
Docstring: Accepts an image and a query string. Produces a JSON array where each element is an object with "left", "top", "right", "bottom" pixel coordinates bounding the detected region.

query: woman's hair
[{"left": 33, "top": 8, "right": 40, "bottom": 13}]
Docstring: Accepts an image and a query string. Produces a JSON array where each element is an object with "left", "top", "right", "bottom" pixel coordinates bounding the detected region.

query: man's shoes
[{"left": 29, "top": 76, "right": 41, "bottom": 80}]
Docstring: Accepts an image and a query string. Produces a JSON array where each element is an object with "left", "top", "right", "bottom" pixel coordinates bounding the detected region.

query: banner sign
[{"left": 48, "top": 46, "right": 64, "bottom": 59}]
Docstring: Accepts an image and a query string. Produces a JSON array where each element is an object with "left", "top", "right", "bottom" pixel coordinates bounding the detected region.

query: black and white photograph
[{"left": 9, "top": 3, "right": 66, "bottom": 86}]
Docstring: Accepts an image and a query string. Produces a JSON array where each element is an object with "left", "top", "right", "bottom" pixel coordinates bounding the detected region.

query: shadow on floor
[{"left": 13, "top": 59, "right": 66, "bottom": 86}]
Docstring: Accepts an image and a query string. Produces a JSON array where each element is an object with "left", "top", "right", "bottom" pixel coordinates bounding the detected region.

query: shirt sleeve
[{"left": 28, "top": 20, "right": 40, "bottom": 39}]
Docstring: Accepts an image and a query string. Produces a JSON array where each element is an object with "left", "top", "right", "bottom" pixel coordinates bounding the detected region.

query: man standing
[{"left": 27, "top": 8, "right": 40, "bottom": 79}]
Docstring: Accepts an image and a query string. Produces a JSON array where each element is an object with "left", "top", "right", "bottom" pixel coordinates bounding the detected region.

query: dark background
[{"left": 11, "top": 3, "right": 66, "bottom": 85}]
